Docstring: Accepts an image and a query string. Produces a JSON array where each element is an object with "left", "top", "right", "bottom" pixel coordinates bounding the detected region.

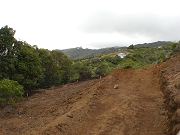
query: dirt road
[{"left": 0, "top": 64, "right": 169, "bottom": 134}]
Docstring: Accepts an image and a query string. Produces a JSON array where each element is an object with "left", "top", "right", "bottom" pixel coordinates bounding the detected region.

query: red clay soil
[{"left": 2, "top": 56, "right": 179, "bottom": 135}]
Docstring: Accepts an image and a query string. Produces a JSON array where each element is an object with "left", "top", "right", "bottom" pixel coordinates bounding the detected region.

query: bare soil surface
[{"left": 1, "top": 55, "right": 179, "bottom": 135}]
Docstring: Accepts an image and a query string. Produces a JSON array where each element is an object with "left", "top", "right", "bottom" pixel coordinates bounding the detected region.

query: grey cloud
[{"left": 82, "top": 12, "right": 180, "bottom": 41}]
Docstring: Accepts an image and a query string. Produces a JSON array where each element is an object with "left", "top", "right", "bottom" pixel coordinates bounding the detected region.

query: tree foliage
[
  {"left": 95, "top": 62, "right": 110, "bottom": 77},
  {"left": 0, "top": 26, "right": 73, "bottom": 95},
  {"left": 13, "top": 42, "right": 43, "bottom": 91},
  {"left": 0, "top": 79, "right": 24, "bottom": 105}
]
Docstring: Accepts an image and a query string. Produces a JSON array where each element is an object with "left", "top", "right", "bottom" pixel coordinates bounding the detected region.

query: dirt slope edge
[{"left": 160, "top": 54, "right": 180, "bottom": 135}]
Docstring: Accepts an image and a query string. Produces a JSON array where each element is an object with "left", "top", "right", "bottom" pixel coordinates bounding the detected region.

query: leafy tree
[
  {"left": 12, "top": 42, "right": 43, "bottom": 92},
  {"left": 0, "top": 26, "right": 74, "bottom": 95},
  {"left": 70, "top": 61, "right": 92, "bottom": 81},
  {"left": 78, "top": 63, "right": 92, "bottom": 80},
  {"left": 0, "top": 26, "right": 18, "bottom": 79},
  {"left": 102, "top": 55, "right": 121, "bottom": 65},
  {"left": 128, "top": 44, "right": 134, "bottom": 49},
  {"left": 0, "top": 25, "right": 16, "bottom": 56},
  {"left": 51, "top": 50, "right": 72, "bottom": 84},
  {"left": 38, "top": 49, "right": 55, "bottom": 87},
  {"left": 95, "top": 62, "right": 110, "bottom": 77},
  {"left": 69, "top": 62, "right": 81, "bottom": 82}
]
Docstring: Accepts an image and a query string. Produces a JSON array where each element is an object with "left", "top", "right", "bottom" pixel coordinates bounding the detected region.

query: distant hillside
[
  {"left": 60, "top": 47, "right": 125, "bottom": 59},
  {"left": 134, "top": 41, "right": 173, "bottom": 48},
  {"left": 59, "top": 41, "right": 173, "bottom": 59}
]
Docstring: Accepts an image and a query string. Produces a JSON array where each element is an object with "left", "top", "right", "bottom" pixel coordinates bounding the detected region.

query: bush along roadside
[{"left": 0, "top": 79, "right": 24, "bottom": 106}]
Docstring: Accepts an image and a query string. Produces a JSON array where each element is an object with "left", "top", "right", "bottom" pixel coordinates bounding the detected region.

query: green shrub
[
  {"left": 0, "top": 79, "right": 24, "bottom": 105},
  {"left": 95, "top": 62, "right": 111, "bottom": 77},
  {"left": 118, "top": 58, "right": 144, "bottom": 69}
]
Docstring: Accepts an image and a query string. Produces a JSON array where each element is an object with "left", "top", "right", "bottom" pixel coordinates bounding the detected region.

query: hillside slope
[
  {"left": 60, "top": 47, "right": 123, "bottom": 59},
  {"left": 134, "top": 41, "right": 172, "bottom": 48},
  {"left": 1, "top": 55, "right": 180, "bottom": 135},
  {"left": 60, "top": 41, "right": 172, "bottom": 59}
]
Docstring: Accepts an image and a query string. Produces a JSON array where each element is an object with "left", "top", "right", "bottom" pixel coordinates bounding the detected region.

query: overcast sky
[{"left": 0, "top": 0, "right": 180, "bottom": 49}]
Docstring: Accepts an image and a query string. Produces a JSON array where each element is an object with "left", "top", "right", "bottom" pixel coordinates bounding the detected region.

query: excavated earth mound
[{"left": 0, "top": 54, "right": 179, "bottom": 135}]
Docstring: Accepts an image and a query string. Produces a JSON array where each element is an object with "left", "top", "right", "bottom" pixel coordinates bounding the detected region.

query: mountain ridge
[{"left": 59, "top": 41, "right": 173, "bottom": 59}]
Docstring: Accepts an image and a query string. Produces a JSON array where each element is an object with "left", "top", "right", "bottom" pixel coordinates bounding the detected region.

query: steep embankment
[
  {"left": 1, "top": 55, "right": 180, "bottom": 135},
  {"left": 160, "top": 54, "right": 180, "bottom": 135}
]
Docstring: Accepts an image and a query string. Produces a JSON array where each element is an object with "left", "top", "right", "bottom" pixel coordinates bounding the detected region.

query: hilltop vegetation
[
  {"left": 118, "top": 46, "right": 174, "bottom": 68},
  {"left": 61, "top": 47, "right": 124, "bottom": 59},
  {"left": 134, "top": 41, "right": 173, "bottom": 48},
  {"left": 61, "top": 41, "right": 173, "bottom": 60},
  {"left": 71, "top": 45, "right": 177, "bottom": 81}
]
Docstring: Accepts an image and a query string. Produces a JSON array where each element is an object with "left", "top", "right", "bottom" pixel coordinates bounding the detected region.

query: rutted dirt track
[{"left": 1, "top": 56, "right": 180, "bottom": 135}]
